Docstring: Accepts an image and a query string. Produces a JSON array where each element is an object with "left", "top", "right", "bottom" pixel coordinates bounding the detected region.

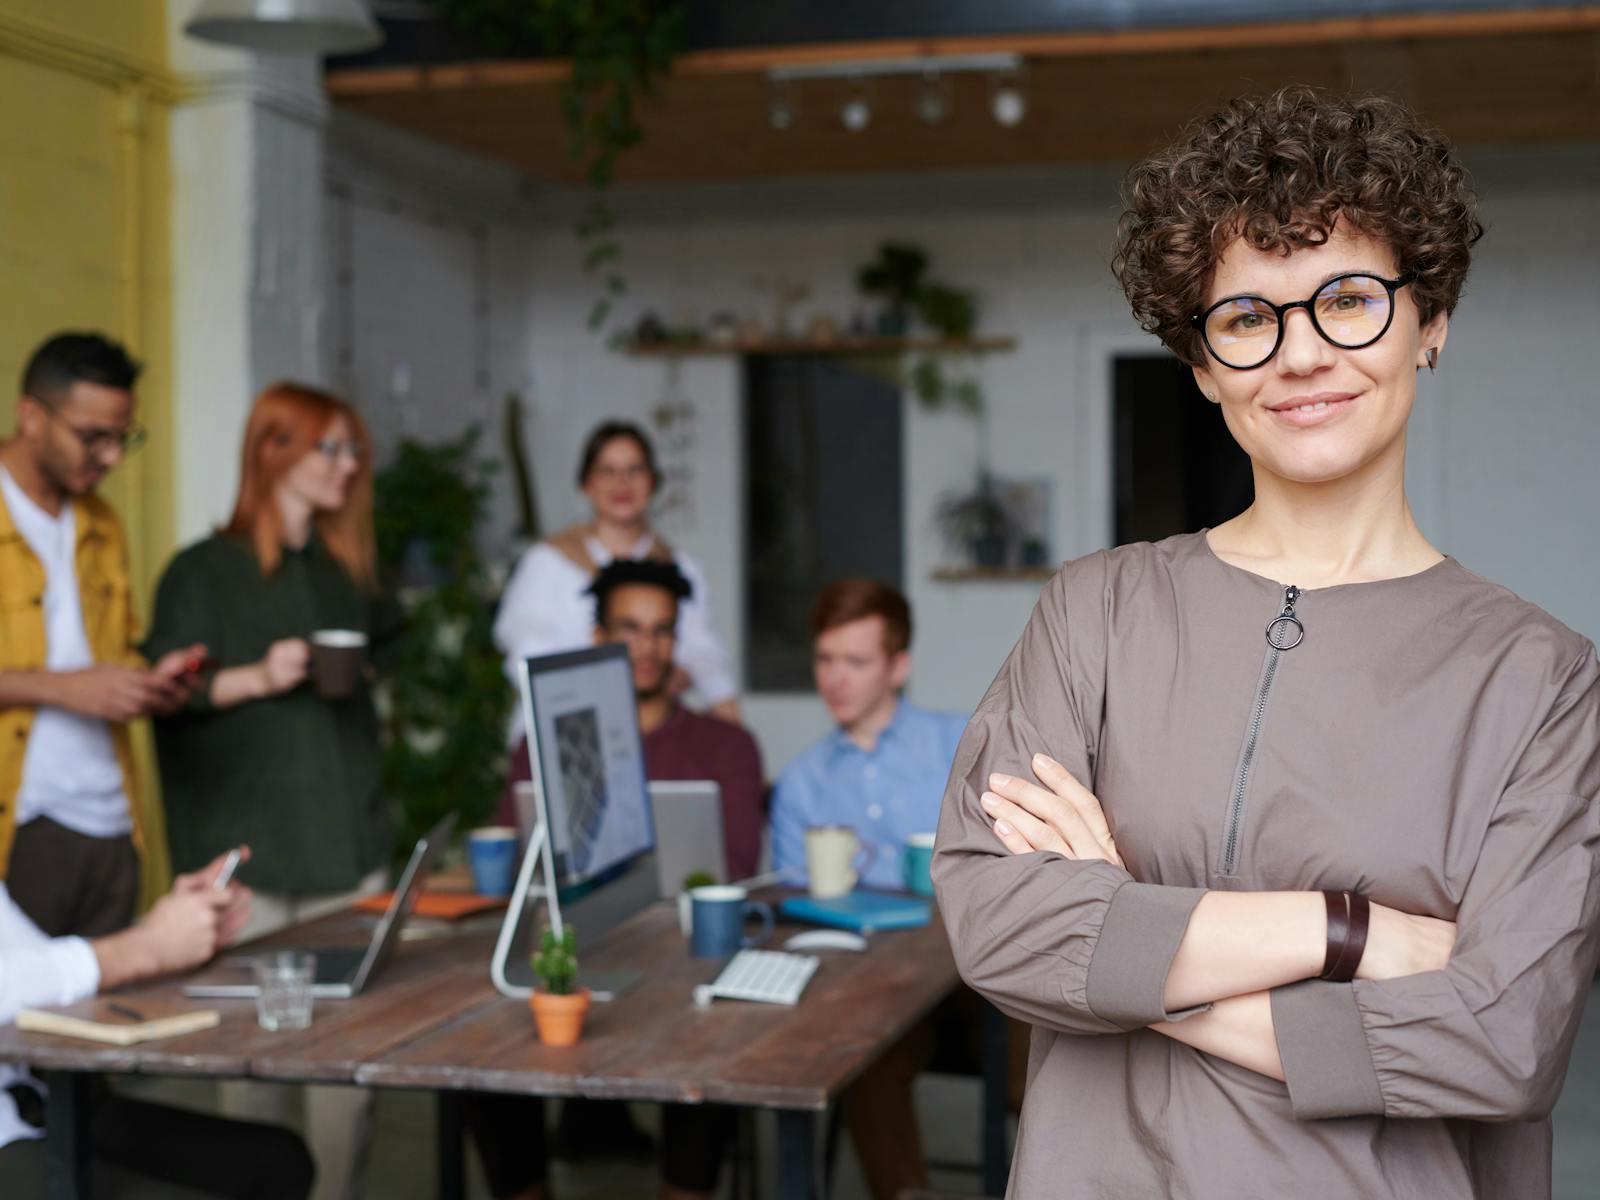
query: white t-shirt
[
  {"left": 0, "top": 467, "right": 131, "bottom": 838},
  {"left": 493, "top": 531, "right": 737, "bottom": 708},
  {"left": 0, "top": 881, "right": 100, "bottom": 1147}
]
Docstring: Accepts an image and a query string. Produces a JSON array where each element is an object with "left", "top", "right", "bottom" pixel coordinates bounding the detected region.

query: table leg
[
  {"left": 776, "top": 1108, "right": 818, "bottom": 1200},
  {"left": 981, "top": 1000, "right": 1011, "bottom": 1197},
  {"left": 42, "top": 1070, "right": 92, "bottom": 1200},
  {"left": 436, "top": 1091, "right": 465, "bottom": 1200}
]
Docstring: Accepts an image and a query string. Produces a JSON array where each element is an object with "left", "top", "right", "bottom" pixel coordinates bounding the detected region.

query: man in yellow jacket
[{"left": 0, "top": 332, "right": 203, "bottom": 938}]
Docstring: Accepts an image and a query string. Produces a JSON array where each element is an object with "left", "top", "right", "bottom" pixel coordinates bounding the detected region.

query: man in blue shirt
[
  {"left": 771, "top": 579, "right": 967, "bottom": 890},
  {"left": 769, "top": 579, "right": 972, "bottom": 1200}
]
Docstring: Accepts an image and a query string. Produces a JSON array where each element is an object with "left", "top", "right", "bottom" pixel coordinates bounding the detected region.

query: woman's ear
[
  {"left": 1191, "top": 363, "right": 1220, "bottom": 404},
  {"left": 1418, "top": 310, "right": 1450, "bottom": 371}
]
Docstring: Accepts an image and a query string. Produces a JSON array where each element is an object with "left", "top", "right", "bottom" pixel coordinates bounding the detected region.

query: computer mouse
[{"left": 784, "top": 929, "right": 868, "bottom": 953}]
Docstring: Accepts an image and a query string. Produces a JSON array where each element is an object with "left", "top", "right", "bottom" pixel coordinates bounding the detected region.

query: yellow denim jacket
[{"left": 0, "top": 487, "right": 144, "bottom": 877}]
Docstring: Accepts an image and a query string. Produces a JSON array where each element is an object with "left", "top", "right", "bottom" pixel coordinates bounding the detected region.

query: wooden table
[{"left": 0, "top": 896, "right": 1010, "bottom": 1200}]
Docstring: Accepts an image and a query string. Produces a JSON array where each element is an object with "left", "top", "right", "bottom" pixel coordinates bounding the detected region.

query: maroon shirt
[{"left": 500, "top": 704, "right": 765, "bottom": 880}]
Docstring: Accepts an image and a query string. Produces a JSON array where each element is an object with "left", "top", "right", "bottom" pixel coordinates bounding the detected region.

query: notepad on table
[
  {"left": 18, "top": 999, "right": 221, "bottom": 1046},
  {"left": 353, "top": 890, "right": 508, "bottom": 921},
  {"left": 779, "top": 891, "right": 931, "bottom": 933}
]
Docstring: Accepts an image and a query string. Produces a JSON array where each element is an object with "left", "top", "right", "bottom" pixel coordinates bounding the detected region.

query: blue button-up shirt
[{"left": 770, "top": 700, "right": 969, "bottom": 890}]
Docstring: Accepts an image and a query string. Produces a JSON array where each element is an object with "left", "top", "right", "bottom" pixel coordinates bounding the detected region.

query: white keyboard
[{"left": 694, "top": 949, "right": 820, "bottom": 1007}]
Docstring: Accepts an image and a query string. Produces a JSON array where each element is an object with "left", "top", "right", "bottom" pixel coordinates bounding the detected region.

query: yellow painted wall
[{"left": 0, "top": 0, "right": 176, "bottom": 900}]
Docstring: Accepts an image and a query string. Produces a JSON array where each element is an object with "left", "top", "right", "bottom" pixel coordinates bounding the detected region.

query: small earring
[{"left": 1425, "top": 348, "right": 1438, "bottom": 373}]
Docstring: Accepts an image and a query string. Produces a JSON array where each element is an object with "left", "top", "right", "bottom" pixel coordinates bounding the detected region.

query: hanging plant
[
  {"left": 855, "top": 241, "right": 985, "bottom": 414},
  {"left": 439, "top": 0, "right": 689, "bottom": 330}
]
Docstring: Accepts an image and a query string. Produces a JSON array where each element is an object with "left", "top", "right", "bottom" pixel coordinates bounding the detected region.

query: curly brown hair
[{"left": 1112, "top": 86, "right": 1483, "bottom": 365}]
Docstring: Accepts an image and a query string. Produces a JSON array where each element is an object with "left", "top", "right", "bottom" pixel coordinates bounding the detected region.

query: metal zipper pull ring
[{"left": 1265, "top": 584, "right": 1304, "bottom": 650}]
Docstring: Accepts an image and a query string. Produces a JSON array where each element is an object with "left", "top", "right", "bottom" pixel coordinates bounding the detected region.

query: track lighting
[
  {"left": 840, "top": 79, "right": 872, "bottom": 132},
  {"left": 766, "top": 53, "right": 1023, "bottom": 133},
  {"left": 916, "top": 70, "right": 949, "bottom": 126},
  {"left": 768, "top": 81, "right": 796, "bottom": 131},
  {"left": 990, "top": 70, "right": 1027, "bottom": 128}
]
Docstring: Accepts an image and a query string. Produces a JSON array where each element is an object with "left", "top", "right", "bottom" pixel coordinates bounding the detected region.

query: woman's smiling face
[{"left": 1192, "top": 222, "right": 1448, "bottom": 487}]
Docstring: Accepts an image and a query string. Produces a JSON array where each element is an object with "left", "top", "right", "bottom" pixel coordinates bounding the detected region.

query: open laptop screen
[{"left": 517, "top": 643, "right": 656, "bottom": 888}]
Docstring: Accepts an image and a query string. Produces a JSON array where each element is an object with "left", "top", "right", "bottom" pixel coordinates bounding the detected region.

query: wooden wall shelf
[
  {"left": 931, "top": 566, "right": 1055, "bottom": 583},
  {"left": 621, "top": 336, "right": 1016, "bottom": 359}
]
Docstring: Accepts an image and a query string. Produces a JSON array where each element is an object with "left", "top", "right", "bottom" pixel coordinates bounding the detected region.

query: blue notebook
[{"left": 780, "top": 891, "right": 931, "bottom": 933}]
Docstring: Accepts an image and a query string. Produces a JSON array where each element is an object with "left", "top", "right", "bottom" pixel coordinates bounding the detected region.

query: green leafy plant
[
  {"left": 855, "top": 241, "right": 984, "bottom": 413},
  {"left": 855, "top": 242, "right": 929, "bottom": 324},
  {"left": 936, "top": 471, "right": 1021, "bottom": 568},
  {"left": 372, "top": 428, "right": 512, "bottom": 859},
  {"left": 439, "top": 0, "right": 688, "bottom": 330},
  {"left": 532, "top": 925, "right": 580, "bottom": 995},
  {"left": 681, "top": 870, "right": 716, "bottom": 891}
]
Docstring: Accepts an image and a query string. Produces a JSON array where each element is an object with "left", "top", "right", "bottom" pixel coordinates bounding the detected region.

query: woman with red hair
[
  {"left": 145, "top": 382, "right": 388, "bottom": 927},
  {"left": 145, "top": 383, "right": 390, "bottom": 1196}
]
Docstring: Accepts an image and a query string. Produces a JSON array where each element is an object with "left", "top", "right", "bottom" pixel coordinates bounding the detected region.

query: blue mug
[
  {"left": 689, "top": 886, "right": 774, "bottom": 958},
  {"left": 467, "top": 827, "right": 518, "bottom": 897},
  {"left": 902, "top": 832, "right": 937, "bottom": 897}
]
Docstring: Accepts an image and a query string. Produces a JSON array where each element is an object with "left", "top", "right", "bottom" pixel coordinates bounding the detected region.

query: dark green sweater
[{"left": 144, "top": 533, "right": 393, "bottom": 894}]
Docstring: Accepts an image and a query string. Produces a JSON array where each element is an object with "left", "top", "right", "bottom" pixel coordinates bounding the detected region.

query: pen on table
[{"left": 108, "top": 1002, "right": 145, "bottom": 1023}]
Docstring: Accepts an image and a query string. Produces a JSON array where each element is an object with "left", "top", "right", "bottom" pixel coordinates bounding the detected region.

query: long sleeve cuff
[
  {"left": 1271, "top": 979, "right": 1385, "bottom": 1119},
  {"left": 1084, "top": 881, "right": 1208, "bottom": 1027},
  {"left": 0, "top": 936, "right": 101, "bottom": 1024}
]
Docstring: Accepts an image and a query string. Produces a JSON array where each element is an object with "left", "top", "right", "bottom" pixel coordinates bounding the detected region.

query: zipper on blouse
[{"left": 1218, "top": 585, "right": 1304, "bottom": 876}]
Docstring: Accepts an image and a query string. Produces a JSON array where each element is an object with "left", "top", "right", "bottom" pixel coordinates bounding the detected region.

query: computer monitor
[
  {"left": 491, "top": 644, "right": 660, "bottom": 1000},
  {"left": 519, "top": 643, "right": 656, "bottom": 888}
]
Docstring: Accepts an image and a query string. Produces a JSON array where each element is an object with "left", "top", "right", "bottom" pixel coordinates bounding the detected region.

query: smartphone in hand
[{"left": 213, "top": 848, "right": 243, "bottom": 890}]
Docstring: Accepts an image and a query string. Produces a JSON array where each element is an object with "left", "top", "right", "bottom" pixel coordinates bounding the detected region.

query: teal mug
[{"left": 902, "top": 832, "right": 937, "bottom": 896}]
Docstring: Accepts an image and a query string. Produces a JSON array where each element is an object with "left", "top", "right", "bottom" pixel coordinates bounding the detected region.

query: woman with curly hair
[{"left": 934, "top": 87, "right": 1598, "bottom": 1197}]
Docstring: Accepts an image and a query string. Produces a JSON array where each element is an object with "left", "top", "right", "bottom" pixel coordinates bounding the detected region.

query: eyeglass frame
[
  {"left": 26, "top": 397, "right": 148, "bottom": 457},
  {"left": 1189, "top": 272, "right": 1415, "bottom": 371},
  {"left": 314, "top": 437, "right": 363, "bottom": 463}
]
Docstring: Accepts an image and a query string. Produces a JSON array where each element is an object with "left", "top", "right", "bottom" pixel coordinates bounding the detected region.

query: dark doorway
[
  {"left": 1114, "top": 355, "right": 1254, "bottom": 545},
  {"left": 744, "top": 357, "right": 904, "bottom": 692}
]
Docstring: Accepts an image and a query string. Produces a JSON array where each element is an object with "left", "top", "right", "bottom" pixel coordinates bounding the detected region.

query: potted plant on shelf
[
  {"left": 936, "top": 472, "right": 1021, "bottom": 569},
  {"left": 530, "top": 926, "right": 589, "bottom": 1046}
]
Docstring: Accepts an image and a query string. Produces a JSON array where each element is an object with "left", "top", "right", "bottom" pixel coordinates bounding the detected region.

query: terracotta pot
[{"left": 529, "top": 987, "right": 591, "bottom": 1046}]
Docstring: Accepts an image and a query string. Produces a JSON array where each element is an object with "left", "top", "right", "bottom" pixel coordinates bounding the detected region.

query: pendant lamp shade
[{"left": 185, "top": 0, "right": 384, "bottom": 55}]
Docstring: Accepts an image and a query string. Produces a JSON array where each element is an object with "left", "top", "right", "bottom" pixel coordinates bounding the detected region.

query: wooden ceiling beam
[{"left": 326, "top": 6, "right": 1600, "bottom": 97}]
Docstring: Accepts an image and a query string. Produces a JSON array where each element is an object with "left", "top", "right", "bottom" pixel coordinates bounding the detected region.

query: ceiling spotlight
[
  {"left": 991, "top": 71, "right": 1028, "bottom": 128},
  {"left": 840, "top": 79, "right": 872, "bottom": 132},
  {"left": 916, "top": 69, "right": 949, "bottom": 126},
  {"left": 769, "top": 81, "right": 796, "bottom": 131}
]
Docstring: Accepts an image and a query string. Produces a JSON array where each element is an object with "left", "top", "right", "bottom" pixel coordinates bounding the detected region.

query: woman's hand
[
  {"left": 258, "top": 638, "right": 310, "bottom": 696},
  {"left": 1357, "top": 902, "right": 1457, "bottom": 981},
  {"left": 980, "top": 753, "right": 1125, "bottom": 868}
]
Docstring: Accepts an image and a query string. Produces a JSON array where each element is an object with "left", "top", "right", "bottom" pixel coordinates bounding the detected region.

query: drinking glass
[{"left": 253, "top": 951, "right": 315, "bottom": 1031}]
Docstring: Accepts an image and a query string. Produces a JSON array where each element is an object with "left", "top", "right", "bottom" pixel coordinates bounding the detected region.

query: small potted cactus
[{"left": 529, "top": 925, "right": 589, "bottom": 1046}]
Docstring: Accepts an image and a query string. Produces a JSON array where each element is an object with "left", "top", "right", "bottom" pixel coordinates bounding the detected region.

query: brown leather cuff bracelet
[{"left": 1320, "top": 890, "right": 1370, "bottom": 983}]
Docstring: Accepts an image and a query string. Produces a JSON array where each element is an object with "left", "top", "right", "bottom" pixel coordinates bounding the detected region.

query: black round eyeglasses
[{"left": 1190, "top": 273, "right": 1414, "bottom": 370}]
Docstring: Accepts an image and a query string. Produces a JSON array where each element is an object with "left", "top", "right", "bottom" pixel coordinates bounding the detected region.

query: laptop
[
  {"left": 184, "top": 813, "right": 456, "bottom": 1001},
  {"left": 648, "top": 780, "right": 726, "bottom": 895}
]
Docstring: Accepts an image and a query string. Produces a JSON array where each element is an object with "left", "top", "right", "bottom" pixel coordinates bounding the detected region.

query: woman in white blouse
[{"left": 494, "top": 421, "right": 741, "bottom": 721}]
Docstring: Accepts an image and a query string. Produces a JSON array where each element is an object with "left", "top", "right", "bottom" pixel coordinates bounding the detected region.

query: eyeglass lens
[
  {"left": 1203, "top": 274, "right": 1397, "bottom": 369},
  {"left": 317, "top": 439, "right": 362, "bottom": 461},
  {"left": 80, "top": 425, "right": 145, "bottom": 455}
]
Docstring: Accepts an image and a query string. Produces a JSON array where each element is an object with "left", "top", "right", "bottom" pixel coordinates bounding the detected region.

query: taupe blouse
[{"left": 933, "top": 531, "right": 1600, "bottom": 1199}]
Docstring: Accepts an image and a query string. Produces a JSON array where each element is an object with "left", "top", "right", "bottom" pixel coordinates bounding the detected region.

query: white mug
[{"left": 805, "top": 825, "right": 876, "bottom": 899}]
